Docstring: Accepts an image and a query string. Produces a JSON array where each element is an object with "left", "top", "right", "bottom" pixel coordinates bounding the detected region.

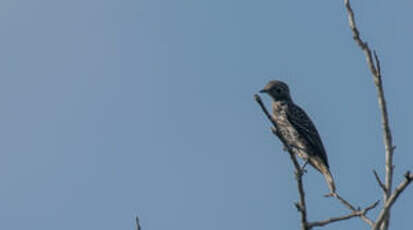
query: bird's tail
[
  {"left": 310, "top": 157, "right": 336, "bottom": 193},
  {"left": 323, "top": 168, "right": 336, "bottom": 194}
]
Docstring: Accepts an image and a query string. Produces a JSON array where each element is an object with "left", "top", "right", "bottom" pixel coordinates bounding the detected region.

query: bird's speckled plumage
[{"left": 260, "top": 80, "right": 335, "bottom": 193}]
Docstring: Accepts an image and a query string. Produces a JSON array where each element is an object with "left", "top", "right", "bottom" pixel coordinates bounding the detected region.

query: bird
[{"left": 259, "top": 80, "right": 335, "bottom": 193}]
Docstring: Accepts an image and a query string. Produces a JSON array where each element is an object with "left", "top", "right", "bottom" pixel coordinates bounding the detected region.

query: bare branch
[
  {"left": 344, "top": 0, "right": 377, "bottom": 76},
  {"left": 255, "top": 94, "right": 309, "bottom": 230},
  {"left": 372, "top": 172, "right": 413, "bottom": 230},
  {"left": 344, "top": 1, "right": 395, "bottom": 229},
  {"left": 307, "top": 200, "right": 379, "bottom": 228},
  {"left": 327, "top": 193, "right": 377, "bottom": 226},
  {"left": 292, "top": 155, "right": 308, "bottom": 230},
  {"left": 373, "top": 170, "right": 387, "bottom": 193},
  {"left": 373, "top": 51, "right": 381, "bottom": 76},
  {"left": 136, "top": 216, "right": 141, "bottom": 230}
]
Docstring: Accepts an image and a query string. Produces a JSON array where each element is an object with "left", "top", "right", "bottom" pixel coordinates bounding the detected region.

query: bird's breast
[{"left": 272, "top": 102, "right": 309, "bottom": 159}]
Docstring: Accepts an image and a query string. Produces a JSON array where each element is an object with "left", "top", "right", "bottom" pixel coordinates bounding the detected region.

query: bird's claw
[{"left": 300, "top": 160, "right": 309, "bottom": 173}]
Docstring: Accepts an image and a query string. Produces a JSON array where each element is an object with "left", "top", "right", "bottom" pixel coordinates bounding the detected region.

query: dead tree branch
[
  {"left": 344, "top": 1, "right": 397, "bottom": 229},
  {"left": 307, "top": 200, "right": 379, "bottom": 228},
  {"left": 254, "top": 1, "right": 411, "bottom": 229},
  {"left": 373, "top": 170, "right": 387, "bottom": 193},
  {"left": 372, "top": 172, "right": 413, "bottom": 230},
  {"left": 329, "top": 193, "right": 377, "bottom": 226}
]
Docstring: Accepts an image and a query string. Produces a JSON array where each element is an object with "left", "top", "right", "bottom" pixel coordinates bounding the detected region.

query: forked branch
[
  {"left": 372, "top": 172, "right": 413, "bottom": 230},
  {"left": 344, "top": 1, "right": 401, "bottom": 229},
  {"left": 329, "top": 193, "right": 377, "bottom": 226},
  {"left": 307, "top": 200, "right": 379, "bottom": 228}
]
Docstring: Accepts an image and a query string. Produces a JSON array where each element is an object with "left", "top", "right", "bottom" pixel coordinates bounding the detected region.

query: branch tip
[{"left": 373, "top": 170, "right": 387, "bottom": 193}]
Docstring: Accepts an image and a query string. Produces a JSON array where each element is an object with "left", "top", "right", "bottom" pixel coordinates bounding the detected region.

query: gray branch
[
  {"left": 372, "top": 172, "right": 413, "bottom": 230},
  {"left": 344, "top": 1, "right": 396, "bottom": 229},
  {"left": 325, "top": 193, "right": 377, "bottom": 226},
  {"left": 373, "top": 170, "right": 387, "bottom": 193},
  {"left": 307, "top": 200, "right": 379, "bottom": 228}
]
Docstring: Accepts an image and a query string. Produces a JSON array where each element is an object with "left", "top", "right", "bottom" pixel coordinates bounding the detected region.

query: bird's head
[{"left": 259, "top": 80, "right": 292, "bottom": 101}]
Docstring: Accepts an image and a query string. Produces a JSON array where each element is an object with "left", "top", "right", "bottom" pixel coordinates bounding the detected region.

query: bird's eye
[{"left": 276, "top": 88, "right": 282, "bottom": 93}]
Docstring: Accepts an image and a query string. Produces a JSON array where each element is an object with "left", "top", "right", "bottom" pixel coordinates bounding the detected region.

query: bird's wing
[{"left": 286, "top": 103, "right": 329, "bottom": 168}]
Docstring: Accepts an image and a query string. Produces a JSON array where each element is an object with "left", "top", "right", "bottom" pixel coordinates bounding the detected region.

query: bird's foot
[{"left": 299, "top": 160, "right": 309, "bottom": 174}]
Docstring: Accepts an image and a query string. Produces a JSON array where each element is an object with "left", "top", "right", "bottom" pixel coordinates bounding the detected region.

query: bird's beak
[{"left": 259, "top": 89, "right": 267, "bottom": 93}]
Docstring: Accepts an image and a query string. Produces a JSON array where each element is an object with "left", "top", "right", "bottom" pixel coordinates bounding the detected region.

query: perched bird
[{"left": 260, "top": 80, "right": 335, "bottom": 193}]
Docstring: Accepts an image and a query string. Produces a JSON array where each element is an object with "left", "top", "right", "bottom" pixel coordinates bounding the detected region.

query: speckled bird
[{"left": 260, "top": 80, "right": 335, "bottom": 193}]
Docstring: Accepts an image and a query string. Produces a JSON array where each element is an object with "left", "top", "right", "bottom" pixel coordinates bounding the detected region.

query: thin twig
[
  {"left": 373, "top": 170, "right": 387, "bottom": 193},
  {"left": 328, "top": 193, "right": 377, "bottom": 226},
  {"left": 372, "top": 172, "right": 413, "bottom": 230},
  {"left": 307, "top": 200, "right": 379, "bottom": 228},
  {"left": 344, "top": 1, "right": 395, "bottom": 229},
  {"left": 255, "top": 94, "right": 309, "bottom": 230}
]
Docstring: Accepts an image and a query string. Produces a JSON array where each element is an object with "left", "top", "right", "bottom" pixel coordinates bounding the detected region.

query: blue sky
[{"left": 1, "top": 0, "right": 412, "bottom": 229}]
